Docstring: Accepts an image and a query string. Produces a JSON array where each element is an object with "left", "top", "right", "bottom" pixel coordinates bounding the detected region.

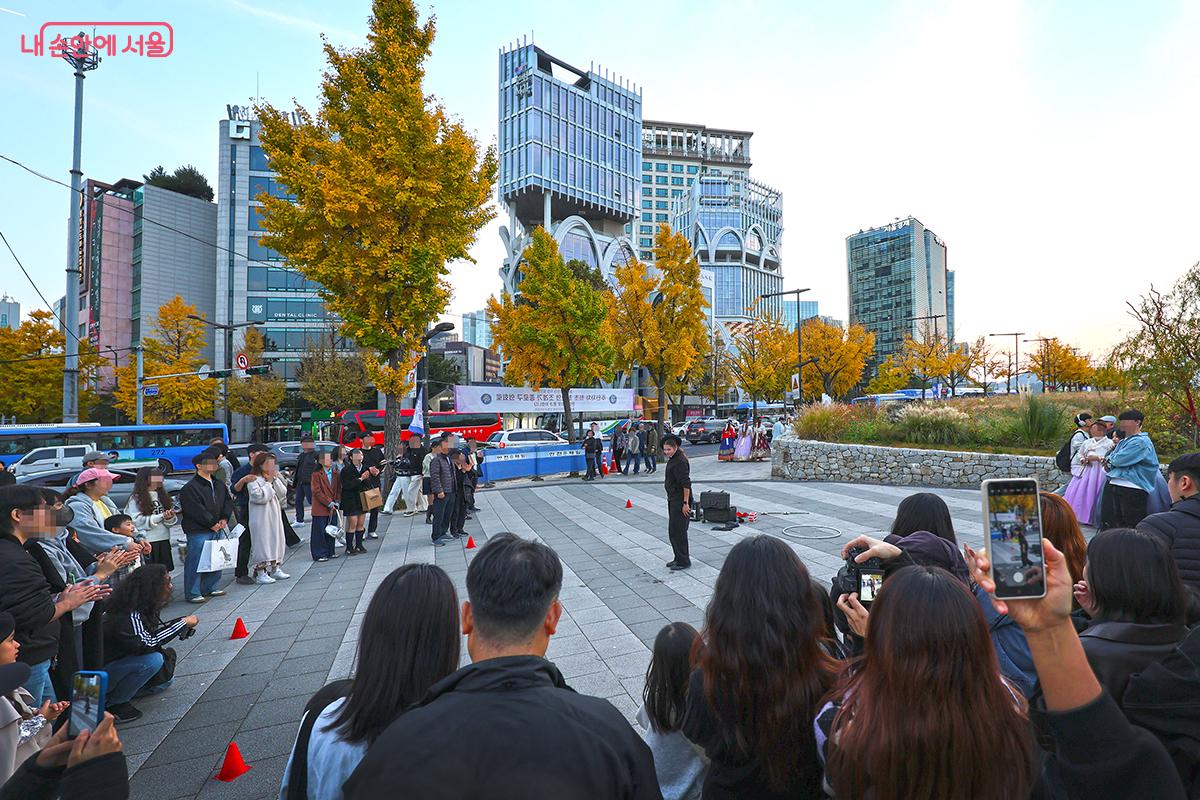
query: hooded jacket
[{"left": 343, "top": 655, "right": 662, "bottom": 800}]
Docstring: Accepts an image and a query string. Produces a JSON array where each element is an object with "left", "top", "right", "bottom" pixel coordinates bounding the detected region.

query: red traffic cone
[
  {"left": 215, "top": 742, "right": 251, "bottom": 782},
  {"left": 625, "top": 499, "right": 633, "bottom": 509},
  {"left": 229, "top": 617, "right": 249, "bottom": 640},
  {"left": 600, "top": 460, "right": 608, "bottom": 476},
  {"left": 465, "top": 535, "right": 476, "bottom": 550}
]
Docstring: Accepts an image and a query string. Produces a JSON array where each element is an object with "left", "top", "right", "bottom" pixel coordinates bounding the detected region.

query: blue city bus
[{"left": 0, "top": 423, "right": 228, "bottom": 472}]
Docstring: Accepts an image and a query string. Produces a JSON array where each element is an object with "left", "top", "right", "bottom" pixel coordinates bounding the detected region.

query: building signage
[
  {"left": 454, "top": 387, "right": 635, "bottom": 413},
  {"left": 226, "top": 104, "right": 302, "bottom": 127}
]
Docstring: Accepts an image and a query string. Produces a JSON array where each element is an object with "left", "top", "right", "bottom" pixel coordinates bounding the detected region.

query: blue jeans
[
  {"left": 106, "top": 652, "right": 164, "bottom": 704},
  {"left": 22, "top": 659, "right": 56, "bottom": 704},
  {"left": 184, "top": 531, "right": 223, "bottom": 600},
  {"left": 624, "top": 453, "right": 640, "bottom": 474},
  {"left": 643, "top": 451, "right": 655, "bottom": 472},
  {"left": 294, "top": 482, "right": 312, "bottom": 522}
]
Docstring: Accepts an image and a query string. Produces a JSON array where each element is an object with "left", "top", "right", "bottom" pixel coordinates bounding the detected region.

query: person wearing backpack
[{"left": 1055, "top": 413, "right": 1093, "bottom": 480}]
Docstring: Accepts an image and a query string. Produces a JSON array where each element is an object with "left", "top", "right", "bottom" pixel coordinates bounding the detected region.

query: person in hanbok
[
  {"left": 732, "top": 421, "right": 753, "bottom": 461},
  {"left": 1063, "top": 420, "right": 1114, "bottom": 525},
  {"left": 718, "top": 421, "right": 737, "bottom": 461},
  {"left": 750, "top": 417, "right": 771, "bottom": 461}
]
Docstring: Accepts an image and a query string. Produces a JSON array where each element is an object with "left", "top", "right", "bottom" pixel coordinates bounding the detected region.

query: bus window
[{"left": 134, "top": 431, "right": 160, "bottom": 448}]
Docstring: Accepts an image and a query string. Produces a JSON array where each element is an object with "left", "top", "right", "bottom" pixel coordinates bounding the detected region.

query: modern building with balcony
[
  {"left": 497, "top": 40, "right": 641, "bottom": 295},
  {"left": 847, "top": 216, "right": 953, "bottom": 368}
]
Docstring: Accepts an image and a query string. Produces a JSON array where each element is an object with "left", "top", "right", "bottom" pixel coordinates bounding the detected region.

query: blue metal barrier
[{"left": 478, "top": 442, "right": 605, "bottom": 482}]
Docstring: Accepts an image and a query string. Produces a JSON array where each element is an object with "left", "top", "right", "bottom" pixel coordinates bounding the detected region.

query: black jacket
[
  {"left": 343, "top": 655, "right": 662, "bottom": 800},
  {"left": 179, "top": 474, "right": 235, "bottom": 535},
  {"left": 1123, "top": 623, "right": 1200, "bottom": 794},
  {"left": 429, "top": 452, "right": 455, "bottom": 496},
  {"left": 0, "top": 534, "right": 59, "bottom": 666},
  {"left": 294, "top": 449, "right": 320, "bottom": 486},
  {"left": 664, "top": 451, "right": 692, "bottom": 500},
  {"left": 338, "top": 461, "right": 367, "bottom": 515},
  {"left": 583, "top": 436, "right": 601, "bottom": 455},
  {"left": 103, "top": 611, "right": 189, "bottom": 664},
  {"left": 1079, "top": 619, "right": 1188, "bottom": 702},
  {"left": 361, "top": 446, "right": 384, "bottom": 489},
  {"left": 406, "top": 444, "right": 429, "bottom": 476},
  {"left": 0, "top": 751, "right": 128, "bottom": 800},
  {"left": 1140, "top": 495, "right": 1200, "bottom": 588}
]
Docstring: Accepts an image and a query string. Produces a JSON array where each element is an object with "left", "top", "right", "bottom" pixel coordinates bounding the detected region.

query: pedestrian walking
[
  {"left": 381, "top": 438, "right": 409, "bottom": 514},
  {"left": 662, "top": 435, "right": 692, "bottom": 571},
  {"left": 339, "top": 450, "right": 368, "bottom": 556},
  {"left": 293, "top": 435, "right": 319, "bottom": 525},
  {"left": 230, "top": 443, "right": 269, "bottom": 586},
  {"left": 624, "top": 424, "right": 642, "bottom": 475},
  {"left": 421, "top": 445, "right": 436, "bottom": 524},
  {"left": 644, "top": 423, "right": 659, "bottom": 473},
  {"left": 309, "top": 450, "right": 341, "bottom": 563},
  {"left": 404, "top": 434, "right": 430, "bottom": 516},
  {"left": 429, "top": 437, "right": 456, "bottom": 547},
  {"left": 361, "top": 434, "right": 385, "bottom": 539},
  {"left": 246, "top": 452, "right": 290, "bottom": 584},
  {"left": 583, "top": 431, "right": 602, "bottom": 481},
  {"left": 178, "top": 450, "right": 235, "bottom": 604}
]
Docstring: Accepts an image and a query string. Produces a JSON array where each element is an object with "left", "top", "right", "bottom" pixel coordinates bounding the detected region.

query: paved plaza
[{"left": 122, "top": 455, "right": 986, "bottom": 799}]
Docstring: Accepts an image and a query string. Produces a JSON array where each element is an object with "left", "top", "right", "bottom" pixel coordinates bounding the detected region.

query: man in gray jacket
[{"left": 429, "top": 435, "right": 457, "bottom": 546}]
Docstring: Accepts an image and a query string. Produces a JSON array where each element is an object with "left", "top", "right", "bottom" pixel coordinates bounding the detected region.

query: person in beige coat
[{"left": 247, "top": 452, "right": 290, "bottom": 585}]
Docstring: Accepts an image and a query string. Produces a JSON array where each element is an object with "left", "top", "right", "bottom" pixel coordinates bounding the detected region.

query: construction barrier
[{"left": 480, "top": 443, "right": 610, "bottom": 482}]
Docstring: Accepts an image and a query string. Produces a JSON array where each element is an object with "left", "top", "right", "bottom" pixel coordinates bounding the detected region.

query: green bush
[
  {"left": 794, "top": 405, "right": 852, "bottom": 441},
  {"left": 896, "top": 404, "right": 971, "bottom": 445},
  {"left": 1016, "top": 394, "right": 1068, "bottom": 448}
]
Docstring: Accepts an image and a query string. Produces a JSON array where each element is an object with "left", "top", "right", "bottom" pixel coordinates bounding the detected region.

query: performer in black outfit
[{"left": 661, "top": 435, "right": 692, "bottom": 571}]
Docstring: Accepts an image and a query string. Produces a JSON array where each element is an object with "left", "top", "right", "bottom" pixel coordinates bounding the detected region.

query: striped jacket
[{"left": 102, "top": 610, "right": 188, "bottom": 663}]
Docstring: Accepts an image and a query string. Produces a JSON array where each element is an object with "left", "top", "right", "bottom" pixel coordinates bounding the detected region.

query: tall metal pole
[
  {"left": 135, "top": 346, "right": 144, "bottom": 425},
  {"left": 990, "top": 332, "right": 1025, "bottom": 394},
  {"left": 760, "top": 288, "right": 812, "bottom": 407},
  {"left": 61, "top": 34, "right": 101, "bottom": 422}
]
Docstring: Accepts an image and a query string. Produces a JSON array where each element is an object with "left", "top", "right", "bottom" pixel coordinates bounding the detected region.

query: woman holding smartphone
[{"left": 125, "top": 467, "right": 180, "bottom": 571}]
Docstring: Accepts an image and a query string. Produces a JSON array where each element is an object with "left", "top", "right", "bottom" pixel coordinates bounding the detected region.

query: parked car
[
  {"left": 684, "top": 418, "right": 725, "bottom": 445},
  {"left": 486, "top": 429, "right": 568, "bottom": 448},
  {"left": 672, "top": 422, "right": 691, "bottom": 437},
  {"left": 16, "top": 468, "right": 187, "bottom": 510},
  {"left": 9, "top": 444, "right": 157, "bottom": 478}
]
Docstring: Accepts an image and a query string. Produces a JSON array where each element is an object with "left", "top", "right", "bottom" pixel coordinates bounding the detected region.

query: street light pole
[
  {"left": 61, "top": 33, "right": 102, "bottom": 423},
  {"left": 189, "top": 315, "right": 263, "bottom": 433},
  {"left": 759, "top": 288, "right": 812, "bottom": 406},
  {"left": 990, "top": 332, "right": 1026, "bottom": 394}
]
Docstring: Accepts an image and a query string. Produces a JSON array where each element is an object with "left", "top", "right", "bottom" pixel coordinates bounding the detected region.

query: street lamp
[
  {"left": 188, "top": 314, "right": 266, "bottom": 430},
  {"left": 759, "top": 288, "right": 812, "bottom": 406},
  {"left": 989, "top": 332, "right": 1026, "bottom": 394},
  {"left": 418, "top": 322, "right": 456, "bottom": 418}
]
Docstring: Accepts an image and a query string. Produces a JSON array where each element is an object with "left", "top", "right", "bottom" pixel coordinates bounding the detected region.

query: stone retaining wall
[{"left": 771, "top": 436, "right": 1066, "bottom": 490}]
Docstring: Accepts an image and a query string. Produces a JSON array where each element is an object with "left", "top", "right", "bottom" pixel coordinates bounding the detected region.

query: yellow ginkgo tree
[
  {"left": 256, "top": 0, "right": 497, "bottom": 462},
  {"left": 114, "top": 296, "right": 216, "bottom": 423}
]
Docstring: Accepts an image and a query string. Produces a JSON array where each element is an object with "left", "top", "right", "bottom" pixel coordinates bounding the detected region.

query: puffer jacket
[{"left": 1139, "top": 495, "right": 1200, "bottom": 589}]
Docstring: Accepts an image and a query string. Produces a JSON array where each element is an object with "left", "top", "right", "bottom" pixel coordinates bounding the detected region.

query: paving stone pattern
[{"left": 124, "top": 455, "right": 981, "bottom": 799}]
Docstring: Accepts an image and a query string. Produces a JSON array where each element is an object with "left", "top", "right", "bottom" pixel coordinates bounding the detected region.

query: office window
[
  {"left": 642, "top": 213, "right": 652, "bottom": 222},
  {"left": 671, "top": 189, "right": 683, "bottom": 198},
  {"left": 642, "top": 200, "right": 653, "bottom": 209},
  {"left": 687, "top": 165, "right": 699, "bottom": 173},
  {"left": 656, "top": 201, "right": 668, "bottom": 210},
  {"left": 642, "top": 187, "right": 652, "bottom": 196},
  {"left": 640, "top": 225, "right": 653, "bottom": 234},
  {"left": 655, "top": 163, "right": 668, "bottom": 171},
  {"left": 655, "top": 176, "right": 668, "bottom": 184},
  {"left": 642, "top": 174, "right": 652, "bottom": 184},
  {"left": 671, "top": 164, "right": 684, "bottom": 173},
  {"left": 655, "top": 213, "right": 668, "bottom": 222},
  {"left": 249, "top": 146, "right": 270, "bottom": 171},
  {"left": 671, "top": 177, "right": 684, "bottom": 185},
  {"left": 639, "top": 238, "right": 653, "bottom": 247},
  {"left": 656, "top": 188, "right": 668, "bottom": 197},
  {"left": 642, "top": 161, "right": 652, "bottom": 171}
]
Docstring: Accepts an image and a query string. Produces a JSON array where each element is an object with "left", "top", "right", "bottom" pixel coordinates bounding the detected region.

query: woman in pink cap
[{"left": 63, "top": 468, "right": 149, "bottom": 560}]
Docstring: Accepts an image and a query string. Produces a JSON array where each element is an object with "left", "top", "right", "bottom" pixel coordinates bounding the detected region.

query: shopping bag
[
  {"left": 197, "top": 537, "right": 237, "bottom": 573},
  {"left": 359, "top": 487, "right": 383, "bottom": 511},
  {"left": 325, "top": 510, "right": 346, "bottom": 546}
]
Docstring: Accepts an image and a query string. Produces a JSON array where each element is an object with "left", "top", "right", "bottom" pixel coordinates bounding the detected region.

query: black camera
[{"left": 834, "top": 546, "right": 885, "bottom": 603}]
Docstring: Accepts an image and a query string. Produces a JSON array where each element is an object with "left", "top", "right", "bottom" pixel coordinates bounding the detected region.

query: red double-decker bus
[{"left": 332, "top": 409, "right": 502, "bottom": 449}]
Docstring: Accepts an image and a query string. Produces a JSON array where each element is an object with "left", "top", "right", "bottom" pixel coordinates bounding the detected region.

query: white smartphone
[{"left": 981, "top": 478, "right": 1046, "bottom": 600}]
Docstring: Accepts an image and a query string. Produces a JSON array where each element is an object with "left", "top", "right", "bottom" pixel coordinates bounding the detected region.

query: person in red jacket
[{"left": 309, "top": 451, "right": 341, "bottom": 562}]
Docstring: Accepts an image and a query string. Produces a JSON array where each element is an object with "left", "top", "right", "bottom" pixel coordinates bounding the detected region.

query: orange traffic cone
[
  {"left": 625, "top": 499, "right": 633, "bottom": 509},
  {"left": 215, "top": 742, "right": 251, "bottom": 782},
  {"left": 229, "top": 617, "right": 249, "bottom": 640},
  {"left": 465, "top": 535, "right": 476, "bottom": 550},
  {"left": 600, "top": 459, "right": 608, "bottom": 476}
]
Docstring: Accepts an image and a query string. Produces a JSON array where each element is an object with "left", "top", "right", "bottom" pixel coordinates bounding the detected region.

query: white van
[{"left": 12, "top": 444, "right": 95, "bottom": 477}]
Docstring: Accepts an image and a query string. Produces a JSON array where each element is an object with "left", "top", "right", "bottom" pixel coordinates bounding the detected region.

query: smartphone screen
[
  {"left": 69, "top": 671, "right": 107, "bottom": 737},
  {"left": 858, "top": 569, "right": 885, "bottom": 604},
  {"left": 983, "top": 479, "right": 1046, "bottom": 599}
]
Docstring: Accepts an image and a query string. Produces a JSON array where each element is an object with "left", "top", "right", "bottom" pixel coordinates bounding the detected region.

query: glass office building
[
  {"left": 497, "top": 40, "right": 641, "bottom": 294},
  {"left": 846, "top": 217, "right": 953, "bottom": 368},
  {"left": 781, "top": 299, "right": 819, "bottom": 330}
]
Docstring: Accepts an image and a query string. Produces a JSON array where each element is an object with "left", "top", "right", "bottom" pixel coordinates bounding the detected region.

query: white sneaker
[
  {"left": 402, "top": 511, "right": 415, "bottom": 517},
  {"left": 366, "top": 532, "right": 379, "bottom": 539},
  {"left": 381, "top": 509, "right": 393, "bottom": 515},
  {"left": 271, "top": 567, "right": 291, "bottom": 580},
  {"left": 254, "top": 572, "right": 276, "bottom": 585}
]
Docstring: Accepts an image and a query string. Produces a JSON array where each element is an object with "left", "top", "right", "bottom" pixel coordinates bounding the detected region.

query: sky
[{"left": 2, "top": 0, "right": 1198, "bottom": 362}]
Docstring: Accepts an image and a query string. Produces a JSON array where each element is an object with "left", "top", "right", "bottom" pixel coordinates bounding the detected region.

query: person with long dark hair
[
  {"left": 662, "top": 435, "right": 692, "bottom": 571},
  {"left": 1073, "top": 527, "right": 1189, "bottom": 701},
  {"left": 1039, "top": 491, "right": 1088, "bottom": 587},
  {"left": 890, "top": 492, "right": 956, "bottom": 543},
  {"left": 817, "top": 565, "right": 1034, "bottom": 800},
  {"left": 682, "top": 535, "right": 838, "bottom": 799},
  {"left": 280, "top": 563, "right": 461, "bottom": 800},
  {"left": 638, "top": 622, "right": 706, "bottom": 800},
  {"left": 125, "top": 467, "right": 180, "bottom": 570},
  {"left": 102, "top": 564, "right": 197, "bottom": 722},
  {"left": 338, "top": 449, "right": 368, "bottom": 555}
]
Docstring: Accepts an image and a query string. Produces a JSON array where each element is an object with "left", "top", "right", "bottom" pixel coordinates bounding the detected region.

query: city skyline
[{"left": 3, "top": 1, "right": 1199, "bottom": 358}]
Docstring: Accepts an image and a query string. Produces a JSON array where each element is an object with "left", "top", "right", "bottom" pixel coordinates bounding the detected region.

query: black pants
[
  {"left": 585, "top": 454, "right": 598, "bottom": 479},
  {"left": 451, "top": 491, "right": 468, "bottom": 535},
  {"left": 431, "top": 492, "right": 455, "bottom": 541},
  {"left": 235, "top": 513, "right": 252, "bottom": 577},
  {"left": 1101, "top": 484, "right": 1149, "bottom": 529},
  {"left": 294, "top": 482, "right": 312, "bottom": 522},
  {"left": 367, "top": 507, "right": 380, "bottom": 533},
  {"left": 667, "top": 496, "right": 690, "bottom": 565}
]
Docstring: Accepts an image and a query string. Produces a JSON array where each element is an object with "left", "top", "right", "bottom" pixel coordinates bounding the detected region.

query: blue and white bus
[{"left": 0, "top": 423, "right": 228, "bottom": 472}]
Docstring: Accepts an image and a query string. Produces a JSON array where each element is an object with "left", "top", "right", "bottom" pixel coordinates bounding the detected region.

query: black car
[
  {"left": 685, "top": 418, "right": 725, "bottom": 445},
  {"left": 16, "top": 468, "right": 187, "bottom": 510},
  {"left": 229, "top": 441, "right": 339, "bottom": 488}
]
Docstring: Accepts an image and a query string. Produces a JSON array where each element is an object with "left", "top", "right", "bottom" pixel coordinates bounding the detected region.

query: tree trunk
[
  {"left": 561, "top": 385, "right": 575, "bottom": 444},
  {"left": 383, "top": 347, "right": 402, "bottom": 492}
]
